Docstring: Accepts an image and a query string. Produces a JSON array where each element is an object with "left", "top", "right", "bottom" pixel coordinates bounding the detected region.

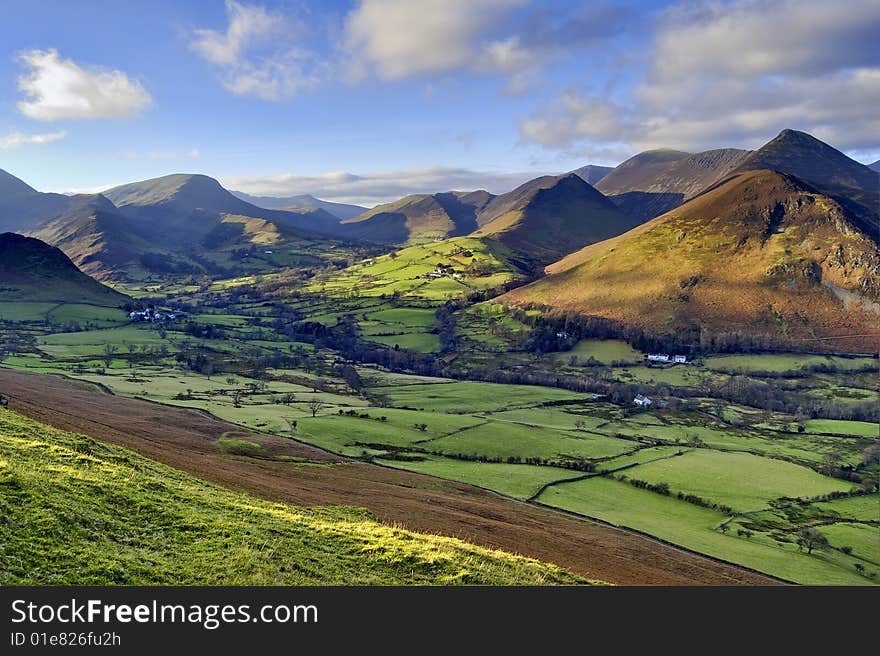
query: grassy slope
[
  {"left": 0, "top": 409, "right": 592, "bottom": 585},
  {"left": 503, "top": 170, "right": 880, "bottom": 353}
]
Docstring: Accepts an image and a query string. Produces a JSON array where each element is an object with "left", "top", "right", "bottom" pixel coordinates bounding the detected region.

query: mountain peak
[{"left": 0, "top": 168, "right": 38, "bottom": 197}]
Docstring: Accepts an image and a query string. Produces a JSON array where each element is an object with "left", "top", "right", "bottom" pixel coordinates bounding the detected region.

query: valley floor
[{"left": 0, "top": 368, "right": 776, "bottom": 585}]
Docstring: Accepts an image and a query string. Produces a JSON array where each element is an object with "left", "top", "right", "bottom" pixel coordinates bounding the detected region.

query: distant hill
[
  {"left": 231, "top": 190, "right": 366, "bottom": 220},
  {"left": 19, "top": 173, "right": 352, "bottom": 280},
  {"left": 0, "top": 168, "right": 70, "bottom": 233},
  {"left": 28, "top": 195, "right": 148, "bottom": 281},
  {"left": 104, "top": 173, "right": 344, "bottom": 241},
  {"left": 869, "top": 160, "right": 880, "bottom": 172},
  {"left": 341, "top": 190, "right": 494, "bottom": 244},
  {"left": 472, "top": 174, "right": 643, "bottom": 269},
  {"left": 0, "top": 232, "right": 128, "bottom": 305},
  {"left": 502, "top": 170, "right": 880, "bottom": 353},
  {"left": 596, "top": 148, "right": 751, "bottom": 221},
  {"left": 732, "top": 129, "right": 879, "bottom": 231},
  {"left": 570, "top": 165, "right": 613, "bottom": 185}
]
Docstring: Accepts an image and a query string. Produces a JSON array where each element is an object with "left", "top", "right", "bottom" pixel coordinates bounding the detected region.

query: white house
[
  {"left": 633, "top": 394, "right": 653, "bottom": 407},
  {"left": 647, "top": 354, "right": 670, "bottom": 362},
  {"left": 673, "top": 355, "right": 687, "bottom": 364}
]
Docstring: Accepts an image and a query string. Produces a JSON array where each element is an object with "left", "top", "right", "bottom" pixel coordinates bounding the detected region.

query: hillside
[
  {"left": 733, "top": 129, "right": 880, "bottom": 229},
  {"left": 596, "top": 148, "right": 751, "bottom": 221},
  {"left": 473, "top": 174, "right": 643, "bottom": 269},
  {"left": 232, "top": 190, "right": 366, "bottom": 220},
  {"left": 0, "top": 232, "right": 128, "bottom": 304},
  {"left": 571, "top": 164, "right": 613, "bottom": 185},
  {"left": 104, "top": 173, "right": 344, "bottom": 240},
  {"left": 0, "top": 168, "right": 70, "bottom": 233},
  {"left": 28, "top": 194, "right": 149, "bottom": 281},
  {"left": 502, "top": 170, "right": 880, "bottom": 353},
  {"left": 341, "top": 190, "right": 494, "bottom": 244},
  {"left": 0, "top": 408, "right": 589, "bottom": 585},
  {"left": 870, "top": 160, "right": 880, "bottom": 172}
]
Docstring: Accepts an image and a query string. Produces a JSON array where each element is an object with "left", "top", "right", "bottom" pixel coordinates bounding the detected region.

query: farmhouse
[
  {"left": 647, "top": 354, "right": 670, "bottom": 362},
  {"left": 673, "top": 355, "right": 687, "bottom": 364},
  {"left": 633, "top": 394, "right": 653, "bottom": 407},
  {"left": 556, "top": 331, "right": 570, "bottom": 339}
]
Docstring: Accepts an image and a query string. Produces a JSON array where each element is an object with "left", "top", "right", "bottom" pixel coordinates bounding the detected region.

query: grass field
[
  {"left": 620, "top": 450, "right": 857, "bottom": 511},
  {"left": 804, "top": 419, "right": 878, "bottom": 437},
  {"left": 0, "top": 408, "right": 589, "bottom": 585},
  {"left": 377, "top": 455, "right": 582, "bottom": 500},
  {"left": 538, "top": 476, "right": 871, "bottom": 585},
  {"left": 705, "top": 354, "right": 878, "bottom": 373},
  {"left": 427, "top": 421, "right": 633, "bottom": 462},
  {"left": 555, "top": 339, "right": 643, "bottom": 365},
  {"left": 369, "top": 381, "right": 591, "bottom": 412}
]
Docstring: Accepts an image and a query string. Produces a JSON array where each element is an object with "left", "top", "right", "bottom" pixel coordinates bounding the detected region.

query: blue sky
[{"left": 0, "top": 0, "right": 877, "bottom": 205}]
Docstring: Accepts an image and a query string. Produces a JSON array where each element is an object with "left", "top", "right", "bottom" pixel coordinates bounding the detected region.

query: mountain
[
  {"left": 502, "top": 170, "right": 880, "bottom": 353},
  {"left": 472, "top": 174, "right": 643, "bottom": 269},
  {"left": 0, "top": 168, "right": 70, "bottom": 233},
  {"left": 732, "top": 129, "right": 879, "bottom": 230},
  {"left": 24, "top": 174, "right": 352, "bottom": 280},
  {"left": 869, "top": 160, "right": 880, "bottom": 172},
  {"left": 570, "top": 165, "right": 614, "bottom": 185},
  {"left": 104, "top": 174, "right": 343, "bottom": 240},
  {"left": 341, "top": 190, "right": 494, "bottom": 244},
  {"left": 0, "top": 232, "right": 128, "bottom": 305},
  {"left": 231, "top": 191, "right": 366, "bottom": 220},
  {"left": 595, "top": 148, "right": 751, "bottom": 222},
  {"left": 27, "top": 194, "right": 148, "bottom": 281}
]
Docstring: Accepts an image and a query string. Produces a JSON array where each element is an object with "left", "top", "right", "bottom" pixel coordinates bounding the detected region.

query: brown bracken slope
[
  {"left": 0, "top": 368, "right": 776, "bottom": 586},
  {"left": 503, "top": 170, "right": 880, "bottom": 353}
]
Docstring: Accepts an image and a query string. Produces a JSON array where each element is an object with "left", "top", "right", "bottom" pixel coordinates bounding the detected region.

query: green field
[
  {"left": 538, "top": 476, "right": 871, "bottom": 585},
  {"left": 0, "top": 409, "right": 588, "bottom": 585},
  {"left": 705, "top": 353, "right": 878, "bottom": 373},
  {"left": 378, "top": 455, "right": 583, "bottom": 500},
  {"left": 427, "top": 421, "right": 633, "bottom": 462},
  {"left": 556, "top": 339, "right": 643, "bottom": 365},
  {"left": 805, "top": 419, "right": 878, "bottom": 438},
  {"left": 621, "top": 450, "right": 857, "bottom": 511},
  {"left": 369, "top": 381, "right": 590, "bottom": 412}
]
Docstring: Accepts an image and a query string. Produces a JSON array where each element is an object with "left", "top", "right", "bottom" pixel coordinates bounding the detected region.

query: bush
[{"left": 217, "top": 438, "right": 267, "bottom": 458}]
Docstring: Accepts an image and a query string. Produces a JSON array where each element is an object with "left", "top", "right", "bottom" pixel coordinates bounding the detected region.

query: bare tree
[{"left": 307, "top": 398, "right": 325, "bottom": 417}]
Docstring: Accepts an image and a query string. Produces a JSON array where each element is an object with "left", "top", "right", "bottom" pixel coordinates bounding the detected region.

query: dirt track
[{"left": 0, "top": 368, "right": 779, "bottom": 585}]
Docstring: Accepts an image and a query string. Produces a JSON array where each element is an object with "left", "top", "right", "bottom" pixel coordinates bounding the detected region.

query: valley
[{"left": 1, "top": 128, "right": 877, "bottom": 587}]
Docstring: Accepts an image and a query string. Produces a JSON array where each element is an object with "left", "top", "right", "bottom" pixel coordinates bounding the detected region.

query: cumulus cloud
[
  {"left": 221, "top": 166, "right": 548, "bottom": 206},
  {"left": 344, "top": 0, "right": 632, "bottom": 88},
  {"left": 345, "top": 0, "right": 524, "bottom": 80},
  {"left": 0, "top": 130, "right": 66, "bottom": 150},
  {"left": 521, "top": 0, "right": 880, "bottom": 154},
  {"left": 17, "top": 49, "right": 152, "bottom": 121},
  {"left": 190, "top": 1, "right": 323, "bottom": 100}
]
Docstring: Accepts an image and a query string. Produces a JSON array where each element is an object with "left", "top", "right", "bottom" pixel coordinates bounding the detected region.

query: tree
[
  {"left": 821, "top": 451, "right": 843, "bottom": 476},
  {"left": 280, "top": 392, "right": 296, "bottom": 405},
  {"left": 308, "top": 398, "right": 325, "bottom": 417},
  {"left": 796, "top": 527, "right": 830, "bottom": 555},
  {"left": 102, "top": 343, "right": 118, "bottom": 368},
  {"left": 574, "top": 418, "right": 586, "bottom": 430}
]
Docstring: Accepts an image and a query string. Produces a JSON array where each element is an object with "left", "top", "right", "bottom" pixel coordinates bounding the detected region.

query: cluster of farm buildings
[{"left": 128, "top": 307, "right": 183, "bottom": 323}]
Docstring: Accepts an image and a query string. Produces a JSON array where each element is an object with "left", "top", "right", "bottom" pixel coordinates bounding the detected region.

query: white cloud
[
  {"left": 190, "top": 1, "right": 321, "bottom": 100},
  {"left": 0, "top": 130, "right": 66, "bottom": 150},
  {"left": 17, "top": 49, "right": 152, "bottom": 121},
  {"left": 520, "top": 0, "right": 880, "bottom": 154},
  {"left": 190, "top": 0, "right": 281, "bottom": 66},
  {"left": 345, "top": 0, "right": 527, "bottom": 80},
  {"left": 221, "top": 166, "right": 548, "bottom": 206}
]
